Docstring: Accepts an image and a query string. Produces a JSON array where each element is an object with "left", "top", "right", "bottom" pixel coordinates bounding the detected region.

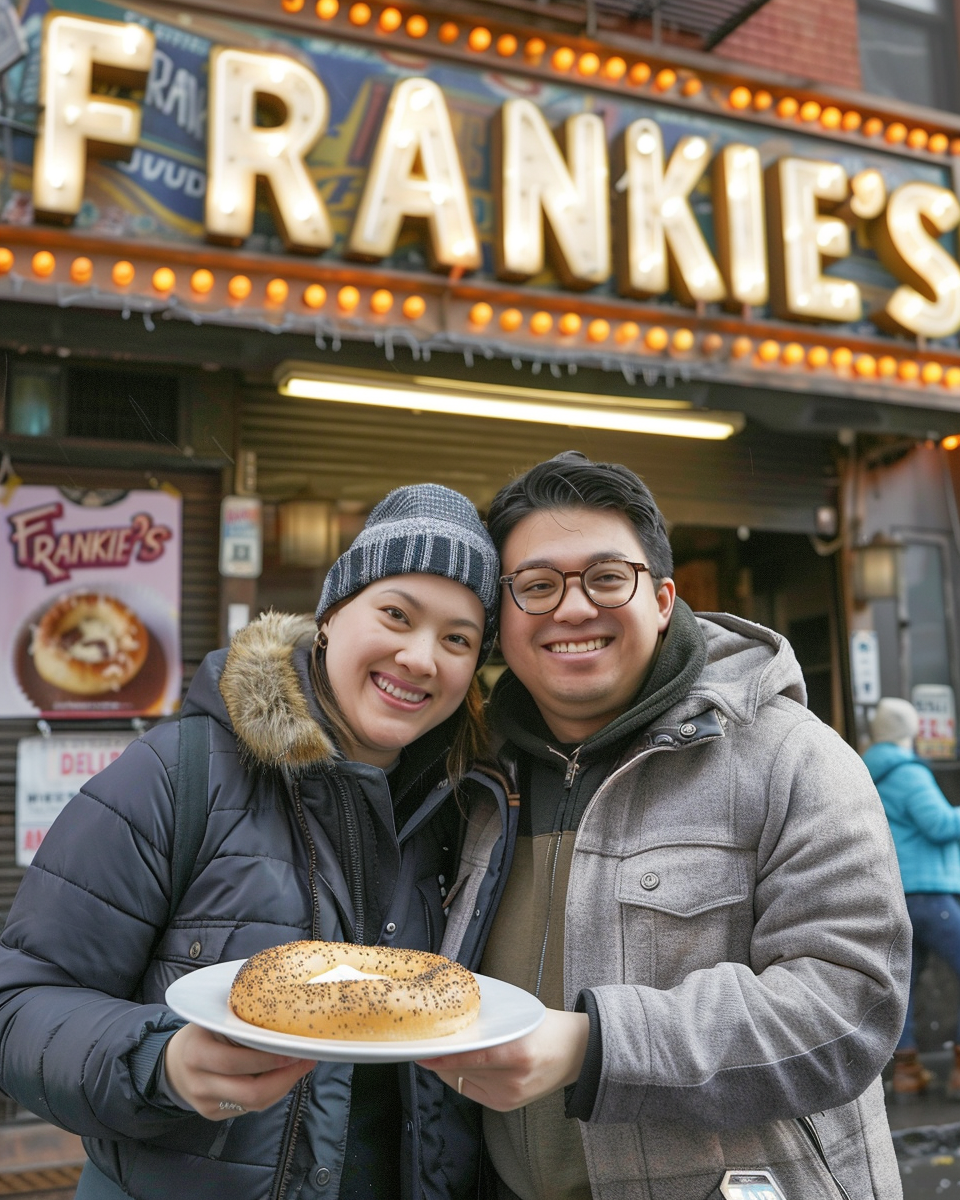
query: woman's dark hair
[
  {"left": 486, "top": 450, "right": 674, "bottom": 580},
  {"left": 309, "top": 639, "right": 488, "bottom": 785}
]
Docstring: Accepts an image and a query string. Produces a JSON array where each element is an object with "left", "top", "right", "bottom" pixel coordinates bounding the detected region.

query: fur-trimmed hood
[{"left": 216, "top": 611, "right": 336, "bottom": 772}]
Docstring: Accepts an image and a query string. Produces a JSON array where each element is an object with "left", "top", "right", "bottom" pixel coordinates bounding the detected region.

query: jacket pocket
[
  {"left": 616, "top": 845, "right": 754, "bottom": 987},
  {"left": 153, "top": 921, "right": 237, "bottom": 968}
]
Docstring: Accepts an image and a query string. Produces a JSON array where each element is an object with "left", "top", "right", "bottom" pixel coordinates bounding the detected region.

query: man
[{"left": 428, "top": 451, "right": 910, "bottom": 1200}]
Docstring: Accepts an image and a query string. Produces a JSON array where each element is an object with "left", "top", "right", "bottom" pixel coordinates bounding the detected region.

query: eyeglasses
[{"left": 500, "top": 559, "right": 651, "bottom": 615}]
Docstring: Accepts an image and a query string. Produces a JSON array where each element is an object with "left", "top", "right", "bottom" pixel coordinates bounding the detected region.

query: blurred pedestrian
[{"left": 864, "top": 696, "right": 960, "bottom": 1101}]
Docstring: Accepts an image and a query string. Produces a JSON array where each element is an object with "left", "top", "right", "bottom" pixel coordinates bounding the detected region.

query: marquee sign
[{"left": 2, "top": 0, "right": 960, "bottom": 399}]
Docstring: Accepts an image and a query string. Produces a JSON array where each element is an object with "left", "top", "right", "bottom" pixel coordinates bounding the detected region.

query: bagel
[
  {"left": 31, "top": 592, "right": 148, "bottom": 695},
  {"left": 228, "top": 940, "right": 481, "bottom": 1040}
]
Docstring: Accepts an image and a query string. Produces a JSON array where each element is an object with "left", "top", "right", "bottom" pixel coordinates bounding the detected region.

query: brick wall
[{"left": 714, "top": 0, "right": 862, "bottom": 90}]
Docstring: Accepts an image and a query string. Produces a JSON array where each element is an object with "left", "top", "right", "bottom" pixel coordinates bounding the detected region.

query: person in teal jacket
[{"left": 864, "top": 696, "right": 960, "bottom": 1100}]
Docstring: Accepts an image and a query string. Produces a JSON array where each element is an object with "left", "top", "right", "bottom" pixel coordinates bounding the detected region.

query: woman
[
  {"left": 0, "top": 484, "right": 511, "bottom": 1200},
  {"left": 864, "top": 696, "right": 960, "bottom": 1101}
]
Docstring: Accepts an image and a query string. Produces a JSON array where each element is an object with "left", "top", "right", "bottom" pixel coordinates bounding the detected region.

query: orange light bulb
[
  {"left": 753, "top": 90, "right": 773, "bottom": 111},
  {"left": 468, "top": 26, "right": 491, "bottom": 51},
  {"left": 587, "top": 318, "right": 610, "bottom": 342},
  {"left": 702, "top": 332, "right": 724, "bottom": 355},
  {"left": 731, "top": 336, "right": 753, "bottom": 359},
  {"left": 70, "top": 257, "right": 93, "bottom": 284},
  {"left": 228, "top": 274, "right": 252, "bottom": 301},
  {"left": 729, "top": 86, "right": 752, "bottom": 110},
  {"left": 681, "top": 77, "right": 703, "bottom": 97},
  {"left": 820, "top": 106, "right": 842, "bottom": 129},
  {"left": 863, "top": 117, "right": 884, "bottom": 137},
  {"left": 304, "top": 284, "right": 327, "bottom": 308},
  {"left": 602, "top": 57, "right": 626, "bottom": 81},
  {"left": 406, "top": 14, "right": 428, "bottom": 37},
  {"left": 524, "top": 37, "right": 546, "bottom": 58},
  {"left": 782, "top": 342, "right": 805, "bottom": 366},
  {"left": 112, "top": 260, "right": 134, "bottom": 286},
  {"left": 884, "top": 122, "right": 907, "bottom": 144},
  {"left": 266, "top": 278, "right": 289, "bottom": 305},
  {"left": 907, "top": 128, "right": 929, "bottom": 150},
  {"left": 877, "top": 356, "right": 898, "bottom": 378},
  {"left": 337, "top": 284, "right": 360, "bottom": 311},
  {"left": 645, "top": 326, "right": 669, "bottom": 351},
  {"left": 672, "top": 328, "right": 695, "bottom": 352},
  {"left": 348, "top": 1, "right": 371, "bottom": 21},
  {"left": 500, "top": 308, "right": 523, "bottom": 332},
  {"left": 402, "top": 295, "right": 426, "bottom": 320},
  {"left": 558, "top": 312, "right": 582, "bottom": 336},
  {"left": 469, "top": 302, "right": 493, "bottom": 327},
  {"left": 577, "top": 52, "right": 600, "bottom": 76},
  {"left": 152, "top": 267, "right": 176, "bottom": 293},
  {"left": 807, "top": 346, "right": 829, "bottom": 368},
  {"left": 615, "top": 321, "right": 640, "bottom": 344},
  {"left": 831, "top": 346, "right": 853, "bottom": 369},
  {"left": 191, "top": 269, "right": 214, "bottom": 294},
  {"left": 757, "top": 339, "right": 780, "bottom": 362},
  {"left": 898, "top": 360, "right": 920, "bottom": 382},
  {"left": 370, "top": 288, "right": 393, "bottom": 314},
  {"left": 654, "top": 68, "right": 676, "bottom": 91},
  {"left": 282, "top": 0, "right": 305, "bottom": 10},
  {"left": 945, "top": 367, "right": 960, "bottom": 389},
  {"left": 496, "top": 33, "right": 517, "bottom": 56},
  {"left": 841, "top": 111, "right": 862, "bottom": 131},
  {"left": 628, "top": 62, "right": 651, "bottom": 86},
  {"left": 943, "top": 434, "right": 960, "bottom": 450},
  {"left": 854, "top": 353, "right": 877, "bottom": 377},
  {"left": 799, "top": 100, "right": 821, "bottom": 123},
  {"left": 552, "top": 46, "right": 575, "bottom": 71},
  {"left": 0, "top": 248, "right": 12, "bottom": 275},
  {"left": 316, "top": 0, "right": 338, "bottom": 18},
  {"left": 32, "top": 251, "right": 55, "bottom": 277},
  {"left": 438, "top": 21, "right": 459, "bottom": 42},
  {"left": 530, "top": 311, "right": 553, "bottom": 335},
  {"left": 929, "top": 133, "right": 949, "bottom": 154},
  {"left": 922, "top": 361, "right": 944, "bottom": 384},
  {"left": 378, "top": 6, "right": 402, "bottom": 31}
]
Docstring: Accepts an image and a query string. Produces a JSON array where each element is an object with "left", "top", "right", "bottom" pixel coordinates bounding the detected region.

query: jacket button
[
  {"left": 384, "top": 922, "right": 396, "bottom": 935},
  {"left": 188, "top": 941, "right": 202, "bottom": 959},
  {"left": 654, "top": 734, "right": 675, "bottom": 746},
  {"left": 314, "top": 1166, "right": 331, "bottom": 1187},
  {"left": 640, "top": 872, "right": 660, "bottom": 890},
  {"left": 679, "top": 722, "right": 697, "bottom": 738}
]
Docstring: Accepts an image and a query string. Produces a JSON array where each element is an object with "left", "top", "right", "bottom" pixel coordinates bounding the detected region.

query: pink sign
[{"left": 0, "top": 485, "right": 182, "bottom": 717}]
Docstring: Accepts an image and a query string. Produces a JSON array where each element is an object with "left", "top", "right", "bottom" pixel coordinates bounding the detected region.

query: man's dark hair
[{"left": 486, "top": 450, "right": 673, "bottom": 579}]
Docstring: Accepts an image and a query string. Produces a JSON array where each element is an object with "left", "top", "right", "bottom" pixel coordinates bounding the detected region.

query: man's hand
[
  {"left": 164, "top": 1023, "right": 315, "bottom": 1120},
  {"left": 419, "top": 1009, "right": 589, "bottom": 1111}
]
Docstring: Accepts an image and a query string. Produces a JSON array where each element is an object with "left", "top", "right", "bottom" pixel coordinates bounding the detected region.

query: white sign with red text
[
  {"left": 913, "top": 684, "right": 957, "bottom": 760},
  {"left": 0, "top": 486, "right": 182, "bottom": 717},
  {"left": 15, "top": 733, "right": 136, "bottom": 866}
]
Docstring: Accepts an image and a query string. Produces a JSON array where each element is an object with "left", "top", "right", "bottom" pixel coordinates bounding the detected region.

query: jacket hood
[
  {"left": 183, "top": 611, "right": 337, "bottom": 772},
  {"left": 680, "top": 612, "right": 807, "bottom": 726}
]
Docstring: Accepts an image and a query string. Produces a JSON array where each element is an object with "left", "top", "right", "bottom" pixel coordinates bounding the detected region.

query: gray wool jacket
[{"left": 470, "top": 613, "right": 910, "bottom": 1200}]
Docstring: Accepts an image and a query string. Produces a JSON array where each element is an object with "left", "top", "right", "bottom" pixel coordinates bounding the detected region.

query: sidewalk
[{"left": 885, "top": 1050, "right": 960, "bottom": 1198}]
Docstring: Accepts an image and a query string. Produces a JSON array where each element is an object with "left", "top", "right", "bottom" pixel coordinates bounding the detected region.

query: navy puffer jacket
[{"left": 0, "top": 613, "right": 514, "bottom": 1200}]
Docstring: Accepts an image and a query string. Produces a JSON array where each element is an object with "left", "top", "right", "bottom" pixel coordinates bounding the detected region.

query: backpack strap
[{"left": 169, "top": 713, "right": 210, "bottom": 920}]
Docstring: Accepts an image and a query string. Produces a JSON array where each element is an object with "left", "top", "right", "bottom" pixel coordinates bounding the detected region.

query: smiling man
[{"left": 427, "top": 451, "right": 910, "bottom": 1200}]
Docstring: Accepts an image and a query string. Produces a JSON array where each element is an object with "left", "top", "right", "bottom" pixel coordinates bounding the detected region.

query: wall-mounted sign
[
  {"left": 2, "top": 0, "right": 958, "bottom": 348},
  {"left": 15, "top": 731, "right": 135, "bottom": 865},
  {"left": 912, "top": 683, "right": 957, "bottom": 759},
  {"left": 850, "top": 630, "right": 881, "bottom": 706},
  {"left": 0, "top": 485, "right": 182, "bottom": 717},
  {"left": 220, "top": 495, "right": 262, "bottom": 578}
]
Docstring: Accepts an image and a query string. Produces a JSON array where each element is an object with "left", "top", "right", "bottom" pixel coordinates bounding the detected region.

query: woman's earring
[{"left": 316, "top": 630, "right": 329, "bottom": 651}]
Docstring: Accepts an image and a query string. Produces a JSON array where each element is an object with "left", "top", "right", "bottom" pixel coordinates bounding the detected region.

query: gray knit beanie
[
  {"left": 869, "top": 697, "right": 919, "bottom": 745},
  {"left": 316, "top": 484, "right": 499, "bottom": 662}
]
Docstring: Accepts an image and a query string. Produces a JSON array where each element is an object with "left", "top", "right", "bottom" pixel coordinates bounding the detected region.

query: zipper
[
  {"left": 797, "top": 1114, "right": 852, "bottom": 1200},
  {"left": 534, "top": 832, "right": 563, "bottom": 998},
  {"left": 332, "top": 768, "right": 366, "bottom": 945},
  {"left": 271, "top": 776, "right": 320, "bottom": 1200},
  {"left": 420, "top": 888, "right": 434, "bottom": 948},
  {"left": 546, "top": 743, "right": 583, "bottom": 791}
]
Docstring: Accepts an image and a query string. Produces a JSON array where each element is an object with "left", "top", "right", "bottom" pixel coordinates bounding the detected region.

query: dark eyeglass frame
[{"left": 499, "top": 559, "right": 651, "bottom": 614}]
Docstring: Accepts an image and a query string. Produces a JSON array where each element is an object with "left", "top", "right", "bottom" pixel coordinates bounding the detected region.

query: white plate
[{"left": 165, "top": 959, "right": 546, "bottom": 1063}]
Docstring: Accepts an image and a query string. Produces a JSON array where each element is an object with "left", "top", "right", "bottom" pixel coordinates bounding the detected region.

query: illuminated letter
[
  {"left": 713, "top": 143, "right": 767, "bottom": 308},
  {"left": 767, "top": 158, "right": 861, "bottom": 323},
  {"left": 871, "top": 183, "right": 960, "bottom": 339},
  {"left": 617, "top": 119, "right": 725, "bottom": 305},
  {"left": 349, "top": 78, "right": 479, "bottom": 270},
  {"left": 496, "top": 99, "right": 610, "bottom": 288},
  {"left": 206, "top": 48, "right": 332, "bottom": 252},
  {"left": 33, "top": 15, "right": 154, "bottom": 223}
]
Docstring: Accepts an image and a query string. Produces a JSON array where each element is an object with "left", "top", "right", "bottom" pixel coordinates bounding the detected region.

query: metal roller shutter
[{"left": 241, "top": 386, "right": 838, "bottom": 533}]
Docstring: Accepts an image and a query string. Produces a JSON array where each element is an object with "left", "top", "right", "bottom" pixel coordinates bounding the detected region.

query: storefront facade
[{"left": 1, "top": 0, "right": 960, "bottom": 958}]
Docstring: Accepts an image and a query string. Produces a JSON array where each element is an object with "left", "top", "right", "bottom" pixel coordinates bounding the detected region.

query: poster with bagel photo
[{"left": 0, "top": 485, "right": 182, "bottom": 717}]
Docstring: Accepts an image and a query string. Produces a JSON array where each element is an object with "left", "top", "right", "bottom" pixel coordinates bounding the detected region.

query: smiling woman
[{"left": 0, "top": 483, "right": 512, "bottom": 1200}]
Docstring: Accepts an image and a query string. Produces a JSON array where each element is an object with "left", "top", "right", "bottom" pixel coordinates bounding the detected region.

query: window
[
  {"left": 858, "top": 0, "right": 960, "bottom": 112},
  {"left": 5, "top": 362, "right": 180, "bottom": 444}
]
